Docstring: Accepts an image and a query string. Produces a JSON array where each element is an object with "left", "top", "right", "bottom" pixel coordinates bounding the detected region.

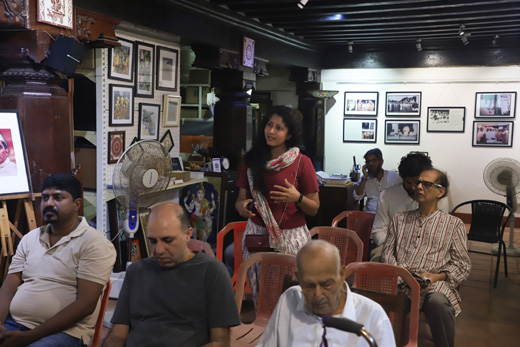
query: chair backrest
[
  {"left": 216, "top": 221, "right": 248, "bottom": 289},
  {"left": 91, "top": 281, "right": 112, "bottom": 347},
  {"left": 331, "top": 211, "right": 374, "bottom": 261},
  {"left": 188, "top": 239, "right": 215, "bottom": 257},
  {"left": 235, "top": 252, "right": 297, "bottom": 326},
  {"left": 451, "top": 200, "right": 511, "bottom": 243},
  {"left": 309, "top": 226, "right": 363, "bottom": 266},
  {"left": 344, "top": 262, "right": 420, "bottom": 347}
]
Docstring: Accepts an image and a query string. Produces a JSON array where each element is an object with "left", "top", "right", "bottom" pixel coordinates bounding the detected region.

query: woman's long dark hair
[{"left": 244, "top": 106, "right": 303, "bottom": 193}]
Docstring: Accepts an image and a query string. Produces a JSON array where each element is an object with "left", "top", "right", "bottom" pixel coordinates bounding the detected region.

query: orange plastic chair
[
  {"left": 90, "top": 281, "right": 112, "bottom": 347},
  {"left": 332, "top": 211, "right": 375, "bottom": 261},
  {"left": 231, "top": 252, "right": 297, "bottom": 346},
  {"left": 309, "top": 226, "right": 363, "bottom": 266},
  {"left": 344, "top": 262, "right": 420, "bottom": 347},
  {"left": 188, "top": 239, "right": 215, "bottom": 257},
  {"left": 216, "top": 221, "right": 248, "bottom": 291}
]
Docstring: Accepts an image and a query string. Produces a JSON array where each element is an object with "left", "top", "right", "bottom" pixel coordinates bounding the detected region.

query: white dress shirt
[
  {"left": 258, "top": 283, "right": 396, "bottom": 347},
  {"left": 353, "top": 170, "right": 402, "bottom": 213}
]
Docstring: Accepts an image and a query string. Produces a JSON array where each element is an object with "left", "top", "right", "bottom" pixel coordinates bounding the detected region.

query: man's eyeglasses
[
  {"left": 365, "top": 159, "right": 380, "bottom": 164},
  {"left": 412, "top": 179, "right": 443, "bottom": 189}
]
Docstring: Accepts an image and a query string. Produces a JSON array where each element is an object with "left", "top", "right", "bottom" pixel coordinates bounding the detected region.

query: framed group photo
[
  {"left": 138, "top": 103, "right": 160, "bottom": 140},
  {"left": 135, "top": 42, "right": 155, "bottom": 98},
  {"left": 156, "top": 46, "right": 179, "bottom": 92},
  {"left": 472, "top": 121, "right": 513, "bottom": 147},
  {"left": 108, "top": 131, "right": 125, "bottom": 164},
  {"left": 0, "top": 111, "right": 31, "bottom": 196},
  {"left": 385, "top": 120, "right": 420, "bottom": 144},
  {"left": 386, "top": 92, "right": 421, "bottom": 117},
  {"left": 108, "top": 38, "right": 134, "bottom": 82},
  {"left": 475, "top": 92, "right": 516, "bottom": 118},
  {"left": 427, "top": 107, "right": 465, "bottom": 132},
  {"left": 343, "top": 118, "right": 377, "bottom": 143},
  {"left": 344, "top": 92, "right": 378, "bottom": 116},
  {"left": 162, "top": 95, "right": 181, "bottom": 127},
  {"left": 109, "top": 85, "right": 134, "bottom": 126}
]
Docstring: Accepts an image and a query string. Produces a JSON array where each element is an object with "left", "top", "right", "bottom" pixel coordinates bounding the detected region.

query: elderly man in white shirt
[{"left": 258, "top": 240, "right": 395, "bottom": 347}]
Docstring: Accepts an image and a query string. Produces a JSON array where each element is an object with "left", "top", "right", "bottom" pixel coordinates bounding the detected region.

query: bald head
[
  {"left": 149, "top": 202, "right": 190, "bottom": 234},
  {"left": 297, "top": 240, "right": 342, "bottom": 277}
]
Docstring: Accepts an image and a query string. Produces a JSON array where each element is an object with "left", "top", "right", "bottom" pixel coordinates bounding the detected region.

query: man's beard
[
  {"left": 42, "top": 207, "right": 59, "bottom": 223},
  {"left": 368, "top": 165, "right": 382, "bottom": 177}
]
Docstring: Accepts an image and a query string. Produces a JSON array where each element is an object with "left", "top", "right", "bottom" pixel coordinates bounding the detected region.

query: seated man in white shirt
[
  {"left": 259, "top": 240, "right": 395, "bottom": 347},
  {"left": 353, "top": 148, "right": 401, "bottom": 213},
  {"left": 370, "top": 153, "right": 449, "bottom": 261}
]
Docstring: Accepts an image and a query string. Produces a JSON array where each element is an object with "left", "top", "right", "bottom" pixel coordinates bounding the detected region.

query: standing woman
[{"left": 235, "top": 106, "right": 320, "bottom": 305}]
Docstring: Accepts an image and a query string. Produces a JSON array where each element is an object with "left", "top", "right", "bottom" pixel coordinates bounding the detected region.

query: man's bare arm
[
  {"left": 102, "top": 324, "right": 130, "bottom": 347},
  {"left": 202, "top": 327, "right": 230, "bottom": 347}
]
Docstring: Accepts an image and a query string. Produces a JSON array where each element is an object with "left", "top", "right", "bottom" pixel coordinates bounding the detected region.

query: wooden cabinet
[{"left": 306, "top": 185, "right": 358, "bottom": 229}]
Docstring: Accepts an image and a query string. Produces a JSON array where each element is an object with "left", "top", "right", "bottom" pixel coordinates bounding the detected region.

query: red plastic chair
[
  {"left": 332, "top": 211, "right": 375, "bottom": 261},
  {"left": 231, "top": 252, "right": 297, "bottom": 346},
  {"left": 216, "top": 221, "right": 249, "bottom": 291},
  {"left": 344, "top": 262, "right": 420, "bottom": 347},
  {"left": 90, "top": 281, "right": 112, "bottom": 347},
  {"left": 309, "top": 226, "right": 363, "bottom": 266},
  {"left": 188, "top": 239, "right": 215, "bottom": 257}
]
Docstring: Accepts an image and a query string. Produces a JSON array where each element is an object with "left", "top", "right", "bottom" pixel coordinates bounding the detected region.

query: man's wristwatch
[{"left": 296, "top": 193, "right": 304, "bottom": 204}]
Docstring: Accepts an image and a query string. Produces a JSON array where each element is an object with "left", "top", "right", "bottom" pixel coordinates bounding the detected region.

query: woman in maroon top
[{"left": 235, "top": 106, "right": 320, "bottom": 306}]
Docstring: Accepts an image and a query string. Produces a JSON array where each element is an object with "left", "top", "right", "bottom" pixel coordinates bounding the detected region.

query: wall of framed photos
[{"left": 322, "top": 65, "right": 520, "bottom": 214}]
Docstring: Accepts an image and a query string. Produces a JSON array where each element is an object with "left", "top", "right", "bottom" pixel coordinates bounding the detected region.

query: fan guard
[{"left": 483, "top": 158, "right": 520, "bottom": 196}]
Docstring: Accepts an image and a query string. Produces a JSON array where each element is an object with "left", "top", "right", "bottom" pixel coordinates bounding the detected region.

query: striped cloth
[{"left": 382, "top": 209, "right": 471, "bottom": 316}]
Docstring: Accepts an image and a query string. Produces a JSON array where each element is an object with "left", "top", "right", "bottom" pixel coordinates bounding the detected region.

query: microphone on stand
[{"left": 322, "top": 316, "right": 378, "bottom": 347}]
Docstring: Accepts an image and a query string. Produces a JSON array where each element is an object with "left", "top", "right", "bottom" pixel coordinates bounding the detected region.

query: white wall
[{"left": 322, "top": 66, "right": 520, "bottom": 214}]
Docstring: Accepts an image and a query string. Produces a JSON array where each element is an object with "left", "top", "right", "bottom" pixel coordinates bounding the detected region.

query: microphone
[{"left": 322, "top": 315, "right": 363, "bottom": 336}]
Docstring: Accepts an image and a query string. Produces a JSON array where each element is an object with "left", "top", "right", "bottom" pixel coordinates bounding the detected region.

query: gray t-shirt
[{"left": 111, "top": 252, "right": 240, "bottom": 347}]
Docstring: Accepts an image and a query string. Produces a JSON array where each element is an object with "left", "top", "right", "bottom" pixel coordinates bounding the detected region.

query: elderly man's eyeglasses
[{"left": 412, "top": 179, "right": 443, "bottom": 189}]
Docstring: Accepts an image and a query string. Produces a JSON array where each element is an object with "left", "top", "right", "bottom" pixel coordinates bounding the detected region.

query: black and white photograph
[
  {"left": 427, "top": 107, "right": 465, "bottom": 132},
  {"left": 475, "top": 92, "right": 516, "bottom": 118},
  {"left": 386, "top": 92, "right": 421, "bottom": 117},
  {"left": 472, "top": 121, "right": 513, "bottom": 147},
  {"left": 343, "top": 118, "right": 377, "bottom": 143},
  {"left": 344, "top": 92, "right": 379, "bottom": 117},
  {"left": 385, "top": 120, "right": 420, "bottom": 144}
]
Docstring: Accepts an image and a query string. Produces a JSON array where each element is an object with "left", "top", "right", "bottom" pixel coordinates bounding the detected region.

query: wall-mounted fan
[
  {"left": 112, "top": 140, "right": 172, "bottom": 238},
  {"left": 483, "top": 158, "right": 520, "bottom": 256}
]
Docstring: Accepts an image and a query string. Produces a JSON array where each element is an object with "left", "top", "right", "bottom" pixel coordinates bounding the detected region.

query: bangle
[{"left": 296, "top": 193, "right": 304, "bottom": 204}]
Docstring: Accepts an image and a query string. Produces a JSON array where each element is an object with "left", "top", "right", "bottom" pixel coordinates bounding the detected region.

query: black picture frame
[
  {"left": 160, "top": 129, "right": 174, "bottom": 152},
  {"left": 385, "top": 120, "right": 420, "bottom": 144},
  {"left": 344, "top": 92, "right": 379, "bottom": 117},
  {"left": 108, "top": 131, "right": 125, "bottom": 164},
  {"left": 427, "top": 107, "right": 465, "bottom": 133},
  {"left": 138, "top": 103, "right": 160, "bottom": 140},
  {"left": 109, "top": 84, "right": 134, "bottom": 126},
  {"left": 108, "top": 37, "right": 134, "bottom": 82},
  {"left": 156, "top": 46, "right": 179, "bottom": 92},
  {"left": 472, "top": 121, "right": 514, "bottom": 147},
  {"left": 385, "top": 92, "right": 421, "bottom": 117},
  {"left": 343, "top": 118, "right": 377, "bottom": 143},
  {"left": 134, "top": 41, "right": 155, "bottom": 98},
  {"left": 475, "top": 92, "right": 516, "bottom": 118}
]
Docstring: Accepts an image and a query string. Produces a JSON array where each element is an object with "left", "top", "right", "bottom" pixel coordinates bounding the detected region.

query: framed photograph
[
  {"left": 162, "top": 95, "right": 181, "bottom": 127},
  {"left": 0, "top": 111, "right": 31, "bottom": 196},
  {"left": 344, "top": 92, "right": 378, "bottom": 116},
  {"left": 472, "top": 121, "right": 513, "bottom": 147},
  {"left": 37, "top": 0, "right": 73, "bottom": 29},
  {"left": 156, "top": 46, "right": 179, "bottom": 92},
  {"left": 160, "top": 129, "right": 174, "bottom": 152},
  {"left": 427, "top": 107, "right": 465, "bottom": 132},
  {"left": 138, "top": 103, "right": 160, "bottom": 140},
  {"left": 109, "top": 85, "right": 134, "bottom": 126},
  {"left": 386, "top": 92, "right": 421, "bottom": 117},
  {"left": 343, "top": 118, "right": 377, "bottom": 143},
  {"left": 135, "top": 42, "right": 155, "bottom": 98},
  {"left": 385, "top": 120, "right": 420, "bottom": 144},
  {"left": 212, "top": 158, "right": 221, "bottom": 173},
  {"left": 475, "top": 92, "right": 516, "bottom": 118},
  {"left": 108, "top": 131, "right": 125, "bottom": 164},
  {"left": 171, "top": 157, "right": 184, "bottom": 171},
  {"left": 108, "top": 38, "right": 134, "bottom": 82}
]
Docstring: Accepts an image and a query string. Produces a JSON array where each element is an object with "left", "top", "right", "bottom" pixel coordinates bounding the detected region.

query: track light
[
  {"left": 347, "top": 41, "right": 353, "bottom": 53},
  {"left": 492, "top": 34, "right": 499, "bottom": 45},
  {"left": 461, "top": 34, "right": 469, "bottom": 45},
  {"left": 416, "top": 39, "right": 422, "bottom": 52},
  {"left": 459, "top": 24, "right": 465, "bottom": 36},
  {"left": 297, "top": 0, "right": 309, "bottom": 9}
]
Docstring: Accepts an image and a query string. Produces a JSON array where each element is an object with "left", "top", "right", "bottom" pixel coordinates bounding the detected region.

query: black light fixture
[
  {"left": 461, "top": 34, "right": 470, "bottom": 45},
  {"left": 347, "top": 41, "right": 353, "bottom": 53},
  {"left": 492, "top": 34, "right": 499, "bottom": 45},
  {"left": 416, "top": 39, "right": 422, "bottom": 52},
  {"left": 459, "top": 24, "right": 466, "bottom": 36},
  {"left": 297, "top": 0, "right": 309, "bottom": 9}
]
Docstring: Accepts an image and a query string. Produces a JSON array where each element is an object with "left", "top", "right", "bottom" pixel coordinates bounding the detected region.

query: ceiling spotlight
[
  {"left": 492, "top": 34, "right": 499, "bottom": 45},
  {"left": 416, "top": 39, "right": 422, "bottom": 52},
  {"left": 348, "top": 41, "right": 353, "bottom": 53},
  {"left": 459, "top": 24, "right": 465, "bottom": 36},
  {"left": 461, "top": 34, "right": 469, "bottom": 45},
  {"left": 297, "top": 0, "right": 309, "bottom": 9}
]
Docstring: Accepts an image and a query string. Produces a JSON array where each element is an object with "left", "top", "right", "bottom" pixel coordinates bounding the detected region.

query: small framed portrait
[
  {"left": 386, "top": 92, "right": 421, "bottom": 117},
  {"left": 343, "top": 118, "right": 377, "bottom": 143},
  {"left": 472, "top": 121, "right": 513, "bottom": 147},
  {"left": 475, "top": 92, "right": 516, "bottom": 118},
  {"left": 0, "top": 111, "right": 31, "bottom": 196},
  {"left": 427, "top": 107, "right": 465, "bottom": 132},
  {"left": 37, "top": 0, "right": 73, "bottom": 29},
  {"left": 135, "top": 42, "right": 155, "bottom": 98},
  {"left": 162, "top": 95, "right": 181, "bottom": 127},
  {"left": 385, "top": 120, "right": 420, "bottom": 144},
  {"left": 108, "top": 38, "right": 134, "bottom": 82},
  {"left": 156, "top": 46, "right": 179, "bottom": 92},
  {"left": 212, "top": 158, "right": 221, "bottom": 173},
  {"left": 109, "top": 85, "right": 134, "bottom": 126},
  {"left": 138, "top": 103, "right": 160, "bottom": 140},
  {"left": 108, "top": 131, "right": 125, "bottom": 164},
  {"left": 344, "top": 92, "right": 379, "bottom": 116},
  {"left": 171, "top": 157, "right": 184, "bottom": 171},
  {"left": 160, "top": 129, "right": 174, "bottom": 153}
]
